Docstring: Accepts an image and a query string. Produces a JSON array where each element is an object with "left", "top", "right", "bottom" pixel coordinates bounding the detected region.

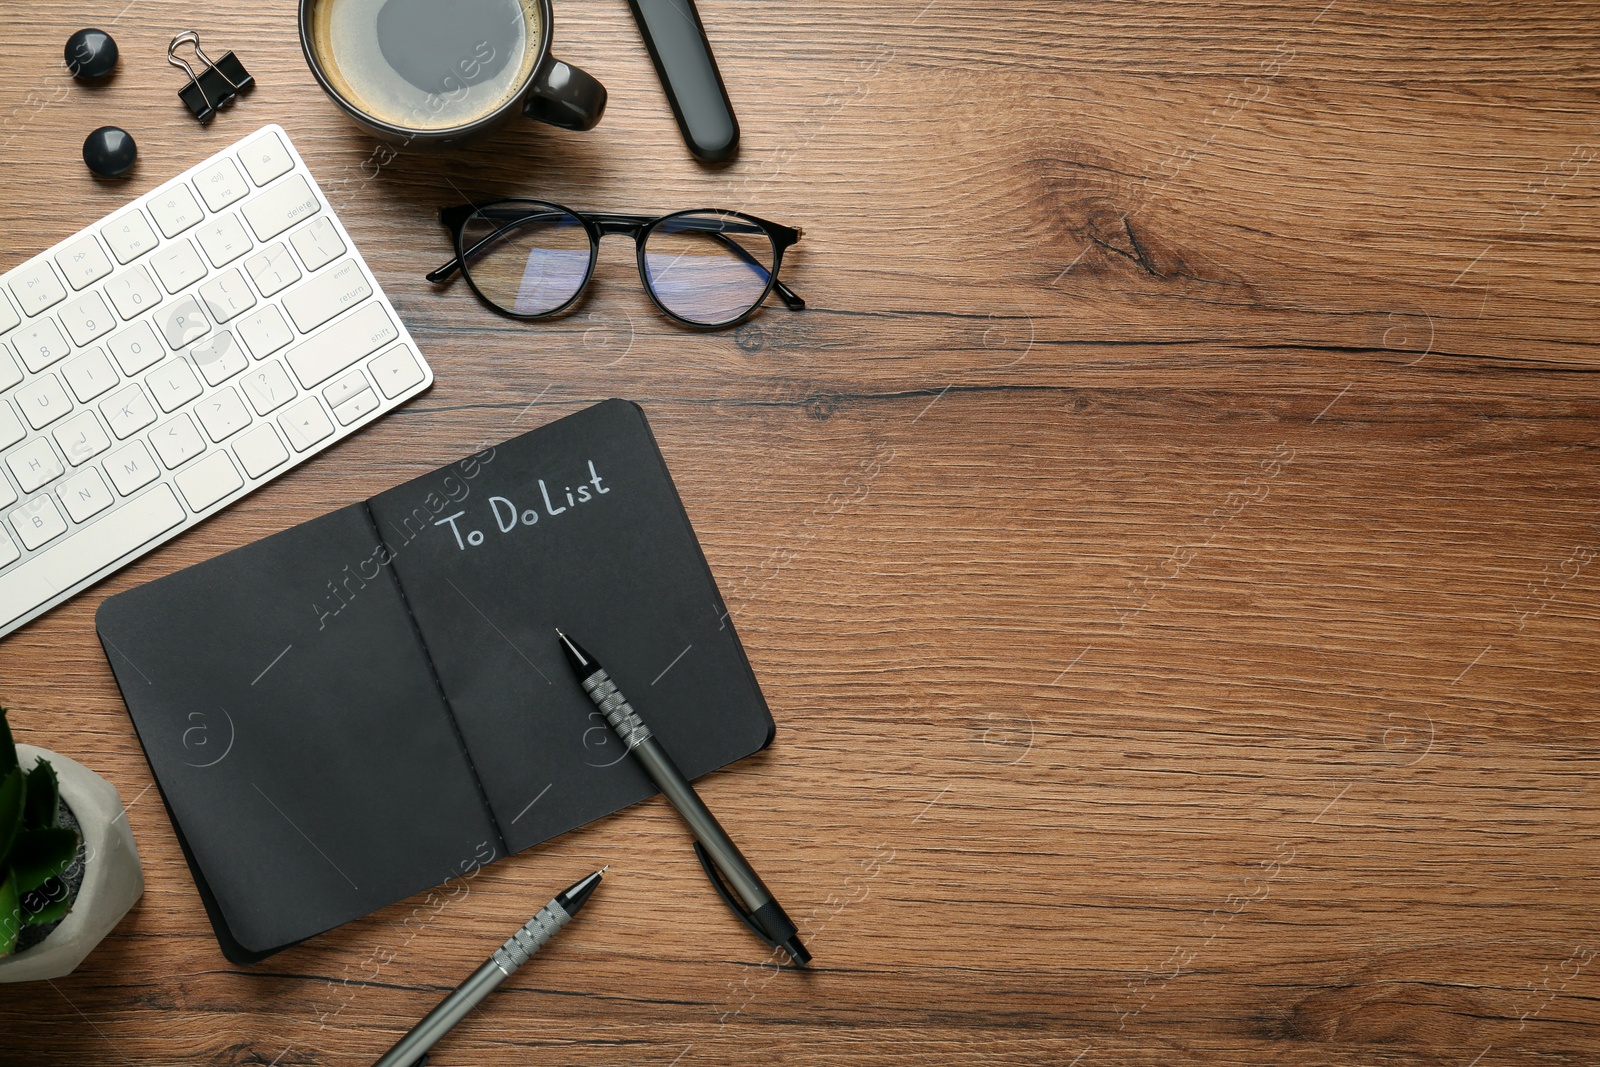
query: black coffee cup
[{"left": 299, "top": 0, "right": 605, "bottom": 146}]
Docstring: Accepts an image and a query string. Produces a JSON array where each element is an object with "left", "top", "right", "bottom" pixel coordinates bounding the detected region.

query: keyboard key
[
  {"left": 196, "top": 213, "right": 253, "bottom": 267},
  {"left": 62, "top": 346, "right": 119, "bottom": 402},
  {"left": 198, "top": 269, "right": 257, "bottom": 323},
  {"left": 290, "top": 216, "right": 346, "bottom": 272},
  {"left": 241, "top": 360, "right": 296, "bottom": 415},
  {"left": 7, "top": 438, "right": 62, "bottom": 493},
  {"left": 0, "top": 345, "right": 19, "bottom": 393},
  {"left": 54, "top": 235, "right": 113, "bottom": 290},
  {"left": 14, "top": 317, "right": 69, "bottom": 373},
  {"left": 151, "top": 413, "right": 205, "bottom": 468},
  {"left": 193, "top": 330, "right": 247, "bottom": 386},
  {"left": 158, "top": 295, "right": 211, "bottom": 349},
  {"left": 239, "top": 130, "right": 293, "bottom": 185},
  {"left": 0, "top": 401, "right": 24, "bottom": 450},
  {"left": 233, "top": 422, "right": 288, "bottom": 478},
  {"left": 101, "top": 384, "right": 157, "bottom": 439},
  {"left": 16, "top": 374, "right": 72, "bottom": 429},
  {"left": 285, "top": 302, "right": 397, "bottom": 388},
  {"left": 278, "top": 395, "right": 333, "bottom": 452},
  {"left": 333, "top": 388, "right": 379, "bottom": 426},
  {"left": 0, "top": 526, "right": 15, "bottom": 567},
  {"left": 196, "top": 387, "right": 250, "bottom": 442},
  {"left": 283, "top": 258, "right": 371, "bottom": 333},
  {"left": 52, "top": 410, "right": 110, "bottom": 466},
  {"left": 0, "top": 291, "right": 18, "bottom": 337},
  {"left": 11, "top": 495, "right": 67, "bottom": 551},
  {"left": 107, "top": 321, "right": 164, "bottom": 375},
  {"left": 370, "top": 343, "right": 425, "bottom": 398},
  {"left": 9, "top": 261, "right": 67, "bottom": 316},
  {"left": 151, "top": 239, "right": 208, "bottom": 294},
  {"left": 194, "top": 157, "right": 249, "bottom": 211},
  {"left": 105, "top": 440, "right": 158, "bottom": 494},
  {"left": 236, "top": 305, "right": 292, "bottom": 359},
  {"left": 240, "top": 174, "right": 319, "bottom": 242},
  {"left": 106, "top": 265, "right": 161, "bottom": 319},
  {"left": 323, "top": 369, "right": 369, "bottom": 409},
  {"left": 0, "top": 485, "right": 184, "bottom": 628},
  {"left": 149, "top": 183, "right": 204, "bottom": 237},
  {"left": 244, "top": 243, "right": 299, "bottom": 296},
  {"left": 175, "top": 450, "right": 243, "bottom": 512},
  {"left": 57, "top": 466, "right": 113, "bottom": 523},
  {"left": 101, "top": 209, "right": 161, "bottom": 264},
  {"left": 147, "top": 358, "right": 202, "bottom": 412},
  {"left": 59, "top": 291, "right": 115, "bottom": 346},
  {"left": 0, "top": 474, "right": 14, "bottom": 512}
]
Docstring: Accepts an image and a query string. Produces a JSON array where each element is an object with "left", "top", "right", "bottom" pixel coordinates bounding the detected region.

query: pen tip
[
  {"left": 556, "top": 629, "right": 594, "bottom": 675},
  {"left": 555, "top": 868, "right": 604, "bottom": 917}
]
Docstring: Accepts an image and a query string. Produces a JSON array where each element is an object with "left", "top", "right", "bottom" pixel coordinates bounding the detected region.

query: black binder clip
[{"left": 168, "top": 31, "right": 254, "bottom": 123}]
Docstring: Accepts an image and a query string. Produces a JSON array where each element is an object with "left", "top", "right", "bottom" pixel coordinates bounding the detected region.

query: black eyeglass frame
[{"left": 427, "top": 199, "right": 806, "bottom": 329}]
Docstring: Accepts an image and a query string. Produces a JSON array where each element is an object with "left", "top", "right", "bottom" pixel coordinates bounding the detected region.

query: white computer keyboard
[{"left": 0, "top": 123, "right": 432, "bottom": 638}]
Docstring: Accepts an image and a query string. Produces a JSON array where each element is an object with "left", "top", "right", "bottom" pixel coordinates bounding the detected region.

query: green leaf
[
  {"left": 22, "top": 757, "right": 58, "bottom": 830},
  {"left": 21, "top": 878, "right": 72, "bottom": 926},
  {"left": 0, "top": 709, "right": 16, "bottom": 777},
  {"left": 9, "top": 827, "right": 79, "bottom": 894},
  {"left": 0, "top": 767, "right": 23, "bottom": 869},
  {"left": 0, "top": 872, "right": 18, "bottom": 957}
]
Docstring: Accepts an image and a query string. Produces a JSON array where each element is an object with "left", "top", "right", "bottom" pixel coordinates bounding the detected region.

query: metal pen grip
[
  {"left": 493, "top": 899, "right": 572, "bottom": 974},
  {"left": 582, "top": 669, "right": 653, "bottom": 749}
]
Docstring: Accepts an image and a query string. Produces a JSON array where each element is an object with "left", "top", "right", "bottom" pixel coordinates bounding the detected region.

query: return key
[{"left": 281, "top": 258, "right": 372, "bottom": 333}]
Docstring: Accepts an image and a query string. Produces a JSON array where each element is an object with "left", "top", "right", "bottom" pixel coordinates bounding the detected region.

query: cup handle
[{"left": 523, "top": 57, "right": 607, "bottom": 131}]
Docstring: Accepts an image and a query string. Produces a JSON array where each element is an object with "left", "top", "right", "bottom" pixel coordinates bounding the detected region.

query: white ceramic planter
[{"left": 0, "top": 745, "right": 143, "bottom": 982}]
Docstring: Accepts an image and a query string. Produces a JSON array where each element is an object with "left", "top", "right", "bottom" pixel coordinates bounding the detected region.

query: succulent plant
[{"left": 0, "top": 708, "right": 82, "bottom": 957}]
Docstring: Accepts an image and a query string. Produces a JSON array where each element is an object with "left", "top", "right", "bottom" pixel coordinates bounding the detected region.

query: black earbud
[
  {"left": 83, "top": 126, "right": 136, "bottom": 177},
  {"left": 65, "top": 28, "right": 119, "bottom": 80}
]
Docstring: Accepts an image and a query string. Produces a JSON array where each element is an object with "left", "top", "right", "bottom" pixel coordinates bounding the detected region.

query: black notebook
[{"left": 96, "top": 400, "right": 774, "bottom": 961}]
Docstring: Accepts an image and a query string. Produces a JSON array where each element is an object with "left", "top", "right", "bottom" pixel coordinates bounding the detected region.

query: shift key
[
  {"left": 285, "top": 302, "right": 398, "bottom": 388},
  {"left": 281, "top": 258, "right": 371, "bottom": 333}
]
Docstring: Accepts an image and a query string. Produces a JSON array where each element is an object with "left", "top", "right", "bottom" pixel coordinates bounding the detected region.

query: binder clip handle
[{"left": 169, "top": 31, "right": 254, "bottom": 123}]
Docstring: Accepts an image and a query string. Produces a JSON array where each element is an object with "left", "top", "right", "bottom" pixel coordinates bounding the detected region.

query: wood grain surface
[{"left": 2, "top": 0, "right": 1599, "bottom": 1063}]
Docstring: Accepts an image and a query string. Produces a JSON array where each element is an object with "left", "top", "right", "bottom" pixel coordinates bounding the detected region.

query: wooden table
[{"left": 3, "top": 0, "right": 1599, "bottom": 1062}]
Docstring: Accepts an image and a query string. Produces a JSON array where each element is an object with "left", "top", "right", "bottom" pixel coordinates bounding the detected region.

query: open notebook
[{"left": 96, "top": 400, "right": 774, "bottom": 961}]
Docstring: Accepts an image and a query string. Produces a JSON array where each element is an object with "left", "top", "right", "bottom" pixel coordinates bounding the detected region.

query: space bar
[{"left": 0, "top": 485, "right": 185, "bottom": 627}]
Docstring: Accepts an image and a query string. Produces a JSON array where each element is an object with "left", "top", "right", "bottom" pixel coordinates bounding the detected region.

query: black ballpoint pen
[
  {"left": 371, "top": 869, "right": 604, "bottom": 1067},
  {"left": 556, "top": 629, "right": 811, "bottom": 966}
]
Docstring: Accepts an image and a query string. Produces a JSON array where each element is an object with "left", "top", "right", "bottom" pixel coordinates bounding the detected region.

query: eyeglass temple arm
[
  {"left": 771, "top": 278, "right": 805, "bottom": 310},
  {"left": 696, "top": 225, "right": 805, "bottom": 310},
  {"left": 425, "top": 259, "right": 462, "bottom": 283}
]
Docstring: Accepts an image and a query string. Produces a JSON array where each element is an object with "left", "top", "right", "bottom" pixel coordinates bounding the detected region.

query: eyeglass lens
[
  {"left": 461, "top": 206, "right": 593, "bottom": 316},
  {"left": 643, "top": 212, "right": 778, "bottom": 325}
]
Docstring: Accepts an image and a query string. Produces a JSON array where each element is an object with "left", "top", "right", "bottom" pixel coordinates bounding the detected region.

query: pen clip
[{"left": 692, "top": 840, "right": 779, "bottom": 951}]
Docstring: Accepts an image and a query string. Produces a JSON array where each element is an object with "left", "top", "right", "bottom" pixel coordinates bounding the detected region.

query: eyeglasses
[{"left": 426, "top": 199, "right": 806, "bottom": 329}]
